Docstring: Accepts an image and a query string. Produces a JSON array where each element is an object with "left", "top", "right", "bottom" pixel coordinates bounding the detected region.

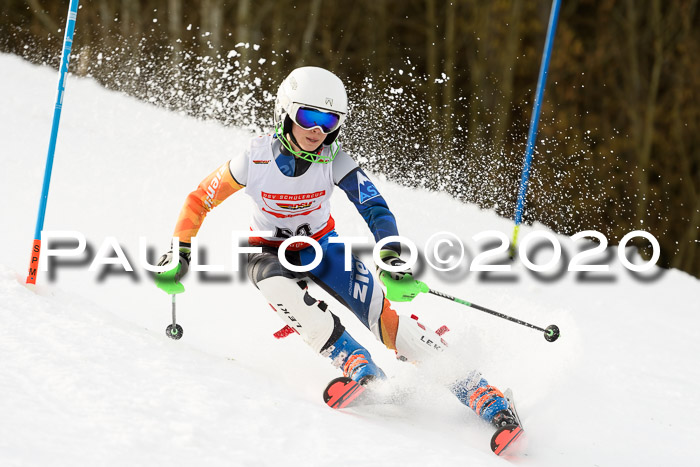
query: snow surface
[{"left": 1, "top": 53, "right": 699, "bottom": 466}]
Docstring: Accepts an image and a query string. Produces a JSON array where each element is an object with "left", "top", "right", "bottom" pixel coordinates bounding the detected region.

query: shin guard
[
  {"left": 257, "top": 276, "right": 335, "bottom": 353},
  {"left": 394, "top": 314, "right": 448, "bottom": 362}
]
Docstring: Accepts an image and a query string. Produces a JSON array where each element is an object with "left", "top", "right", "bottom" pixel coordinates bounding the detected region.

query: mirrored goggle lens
[{"left": 295, "top": 107, "right": 341, "bottom": 133}]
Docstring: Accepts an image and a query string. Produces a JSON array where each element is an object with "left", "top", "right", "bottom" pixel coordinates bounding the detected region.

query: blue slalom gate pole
[
  {"left": 511, "top": 0, "right": 561, "bottom": 253},
  {"left": 26, "top": 0, "right": 80, "bottom": 284}
]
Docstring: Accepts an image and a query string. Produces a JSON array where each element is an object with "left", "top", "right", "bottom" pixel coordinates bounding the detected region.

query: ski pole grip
[
  {"left": 154, "top": 265, "right": 185, "bottom": 295},
  {"left": 380, "top": 272, "right": 429, "bottom": 302}
]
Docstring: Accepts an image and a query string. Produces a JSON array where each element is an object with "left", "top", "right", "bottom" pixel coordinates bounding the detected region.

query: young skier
[{"left": 157, "top": 66, "right": 519, "bottom": 433}]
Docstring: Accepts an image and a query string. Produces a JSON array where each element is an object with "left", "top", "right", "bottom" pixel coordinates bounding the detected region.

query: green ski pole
[
  {"left": 155, "top": 262, "right": 185, "bottom": 340},
  {"left": 380, "top": 272, "right": 560, "bottom": 342}
]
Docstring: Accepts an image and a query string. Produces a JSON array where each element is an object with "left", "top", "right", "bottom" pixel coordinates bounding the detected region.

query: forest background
[{"left": 1, "top": 0, "right": 698, "bottom": 277}]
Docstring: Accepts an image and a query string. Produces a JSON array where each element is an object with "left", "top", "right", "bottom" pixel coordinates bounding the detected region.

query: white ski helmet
[{"left": 274, "top": 66, "right": 348, "bottom": 154}]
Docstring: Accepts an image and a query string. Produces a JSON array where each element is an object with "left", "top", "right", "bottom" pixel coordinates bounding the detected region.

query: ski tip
[
  {"left": 490, "top": 425, "right": 526, "bottom": 457},
  {"left": 323, "top": 376, "right": 365, "bottom": 409}
]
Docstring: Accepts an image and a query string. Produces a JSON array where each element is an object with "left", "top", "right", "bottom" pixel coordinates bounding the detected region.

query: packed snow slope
[{"left": 2, "top": 53, "right": 699, "bottom": 467}]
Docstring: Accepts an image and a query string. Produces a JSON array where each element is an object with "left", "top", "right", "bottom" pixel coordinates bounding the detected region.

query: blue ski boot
[
  {"left": 451, "top": 371, "right": 516, "bottom": 426},
  {"left": 326, "top": 330, "right": 386, "bottom": 385}
]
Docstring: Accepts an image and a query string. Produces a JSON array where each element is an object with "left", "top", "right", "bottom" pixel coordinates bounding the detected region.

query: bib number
[{"left": 274, "top": 223, "right": 312, "bottom": 238}]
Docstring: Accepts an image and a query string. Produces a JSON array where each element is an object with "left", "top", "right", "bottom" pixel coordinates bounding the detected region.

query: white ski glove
[
  {"left": 156, "top": 247, "right": 191, "bottom": 282},
  {"left": 376, "top": 249, "right": 413, "bottom": 281}
]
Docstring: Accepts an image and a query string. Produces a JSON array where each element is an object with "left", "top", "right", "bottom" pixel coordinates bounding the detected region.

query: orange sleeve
[{"left": 173, "top": 161, "right": 244, "bottom": 244}]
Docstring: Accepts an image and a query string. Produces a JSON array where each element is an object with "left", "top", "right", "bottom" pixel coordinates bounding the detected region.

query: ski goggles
[{"left": 290, "top": 104, "right": 345, "bottom": 134}]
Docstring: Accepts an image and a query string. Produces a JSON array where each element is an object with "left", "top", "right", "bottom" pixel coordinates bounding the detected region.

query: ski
[
  {"left": 325, "top": 378, "right": 526, "bottom": 456},
  {"left": 323, "top": 377, "right": 367, "bottom": 409},
  {"left": 504, "top": 388, "right": 523, "bottom": 426},
  {"left": 323, "top": 376, "right": 410, "bottom": 409},
  {"left": 490, "top": 388, "right": 526, "bottom": 457},
  {"left": 491, "top": 424, "right": 525, "bottom": 456}
]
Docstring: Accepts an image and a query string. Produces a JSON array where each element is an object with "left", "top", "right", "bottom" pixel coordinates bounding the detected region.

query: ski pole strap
[{"left": 379, "top": 272, "right": 429, "bottom": 302}]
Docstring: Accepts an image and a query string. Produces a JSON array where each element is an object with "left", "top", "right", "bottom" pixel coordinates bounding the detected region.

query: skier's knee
[
  {"left": 247, "top": 249, "right": 296, "bottom": 288},
  {"left": 378, "top": 299, "right": 448, "bottom": 362},
  {"left": 257, "top": 275, "right": 337, "bottom": 353},
  {"left": 393, "top": 314, "right": 448, "bottom": 363}
]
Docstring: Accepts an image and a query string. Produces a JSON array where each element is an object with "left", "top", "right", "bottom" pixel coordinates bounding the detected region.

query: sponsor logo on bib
[{"left": 261, "top": 191, "right": 326, "bottom": 218}]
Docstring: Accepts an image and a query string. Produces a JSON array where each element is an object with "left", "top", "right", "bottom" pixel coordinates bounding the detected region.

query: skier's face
[{"left": 291, "top": 123, "right": 324, "bottom": 152}]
